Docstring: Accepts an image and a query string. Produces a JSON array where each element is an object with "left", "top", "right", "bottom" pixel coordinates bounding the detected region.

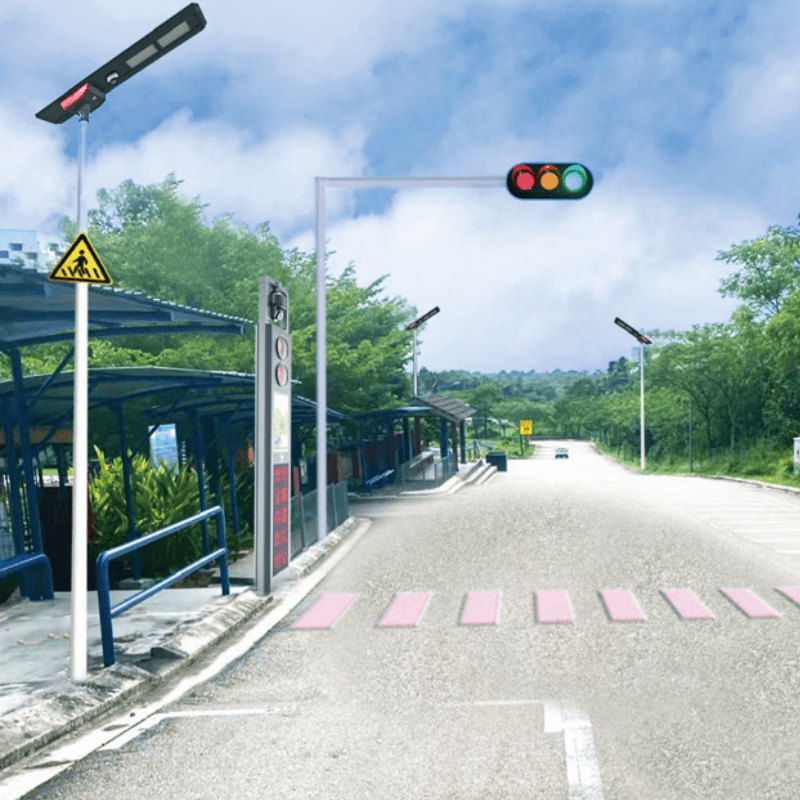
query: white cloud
[
  {"left": 287, "top": 164, "right": 765, "bottom": 372},
  {"left": 81, "top": 110, "right": 368, "bottom": 231}
]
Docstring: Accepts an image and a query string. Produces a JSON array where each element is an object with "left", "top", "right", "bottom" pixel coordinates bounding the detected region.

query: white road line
[
  {"left": 543, "top": 700, "right": 562, "bottom": 733},
  {"left": 100, "top": 708, "right": 282, "bottom": 750},
  {"left": 562, "top": 705, "right": 605, "bottom": 800}
]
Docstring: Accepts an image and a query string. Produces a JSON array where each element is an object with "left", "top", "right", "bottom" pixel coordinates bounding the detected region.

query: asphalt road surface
[{"left": 19, "top": 441, "right": 800, "bottom": 799}]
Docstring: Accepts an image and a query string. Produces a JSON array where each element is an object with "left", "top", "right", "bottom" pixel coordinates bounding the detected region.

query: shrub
[{"left": 89, "top": 446, "right": 205, "bottom": 580}]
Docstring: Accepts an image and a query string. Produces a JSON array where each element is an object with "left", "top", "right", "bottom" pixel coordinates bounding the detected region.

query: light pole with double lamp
[{"left": 36, "top": 4, "right": 207, "bottom": 682}]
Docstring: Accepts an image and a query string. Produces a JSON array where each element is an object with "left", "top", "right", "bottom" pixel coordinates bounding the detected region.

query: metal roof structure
[
  {"left": 410, "top": 394, "right": 476, "bottom": 423},
  {"left": 0, "top": 368, "right": 350, "bottom": 441},
  {"left": 0, "top": 262, "right": 250, "bottom": 349}
]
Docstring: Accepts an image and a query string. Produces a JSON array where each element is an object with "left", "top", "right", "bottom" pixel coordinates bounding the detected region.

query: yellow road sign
[
  {"left": 48, "top": 233, "right": 112, "bottom": 285},
  {"left": 520, "top": 420, "right": 533, "bottom": 435}
]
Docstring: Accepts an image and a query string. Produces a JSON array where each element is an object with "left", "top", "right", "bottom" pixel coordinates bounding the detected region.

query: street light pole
[
  {"left": 406, "top": 305, "right": 440, "bottom": 398},
  {"left": 413, "top": 327, "right": 418, "bottom": 396},
  {"left": 71, "top": 105, "right": 90, "bottom": 680},
  {"left": 37, "top": 4, "right": 207, "bottom": 682},
  {"left": 639, "top": 343, "right": 645, "bottom": 471},
  {"left": 614, "top": 317, "right": 652, "bottom": 472}
]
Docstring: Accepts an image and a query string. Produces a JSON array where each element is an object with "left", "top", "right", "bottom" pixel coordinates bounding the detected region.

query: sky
[{"left": 4, "top": 0, "right": 800, "bottom": 374}]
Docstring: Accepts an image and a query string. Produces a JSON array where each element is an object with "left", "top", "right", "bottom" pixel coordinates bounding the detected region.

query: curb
[{"left": 0, "top": 516, "right": 365, "bottom": 772}]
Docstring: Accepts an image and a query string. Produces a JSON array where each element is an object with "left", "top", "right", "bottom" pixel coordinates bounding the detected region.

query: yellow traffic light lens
[
  {"left": 538, "top": 165, "right": 560, "bottom": 191},
  {"left": 563, "top": 164, "right": 588, "bottom": 192}
]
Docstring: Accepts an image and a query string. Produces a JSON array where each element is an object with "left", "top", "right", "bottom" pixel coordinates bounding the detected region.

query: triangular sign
[{"left": 48, "top": 233, "right": 112, "bottom": 285}]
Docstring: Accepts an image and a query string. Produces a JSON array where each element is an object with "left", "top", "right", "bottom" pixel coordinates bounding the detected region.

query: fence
[
  {"left": 395, "top": 452, "right": 456, "bottom": 490},
  {"left": 290, "top": 480, "right": 349, "bottom": 558},
  {"left": 96, "top": 505, "right": 229, "bottom": 668}
]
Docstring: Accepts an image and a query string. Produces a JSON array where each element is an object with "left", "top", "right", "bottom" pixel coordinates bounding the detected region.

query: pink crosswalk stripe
[
  {"left": 720, "top": 588, "right": 778, "bottom": 618},
  {"left": 661, "top": 589, "right": 714, "bottom": 620},
  {"left": 460, "top": 591, "right": 500, "bottom": 625},
  {"left": 535, "top": 590, "right": 574, "bottom": 623},
  {"left": 776, "top": 587, "right": 800, "bottom": 608},
  {"left": 599, "top": 589, "right": 645, "bottom": 621},
  {"left": 291, "top": 593, "right": 358, "bottom": 629},
  {"left": 379, "top": 592, "right": 431, "bottom": 627}
]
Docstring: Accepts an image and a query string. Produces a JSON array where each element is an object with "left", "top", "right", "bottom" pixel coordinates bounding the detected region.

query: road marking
[
  {"left": 598, "top": 589, "right": 646, "bottom": 621},
  {"left": 661, "top": 589, "right": 714, "bottom": 620},
  {"left": 562, "top": 705, "right": 605, "bottom": 799},
  {"left": 543, "top": 700, "right": 562, "bottom": 732},
  {"left": 720, "top": 588, "right": 779, "bottom": 618},
  {"left": 100, "top": 708, "right": 281, "bottom": 751},
  {"left": 536, "top": 590, "right": 574, "bottom": 623},
  {"left": 776, "top": 587, "right": 800, "bottom": 607},
  {"left": 460, "top": 591, "right": 500, "bottom": 625},
  {"left": 378, "top": 592, "right": 431, "bottom": 627},
  {"left": 291, "top": 593, "right": 358, "bottom": 629}
]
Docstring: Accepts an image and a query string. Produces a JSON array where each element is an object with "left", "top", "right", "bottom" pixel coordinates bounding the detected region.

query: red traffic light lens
[{"left": 511, "top": 164, "right": 535, "bottom": 191}]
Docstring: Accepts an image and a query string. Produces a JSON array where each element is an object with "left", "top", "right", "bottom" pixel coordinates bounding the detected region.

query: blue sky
[{"left": 5, "top": 0, "right": 800, "bottom": 373}]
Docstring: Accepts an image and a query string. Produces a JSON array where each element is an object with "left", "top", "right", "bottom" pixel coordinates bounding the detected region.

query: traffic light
[{"left": 506, "top": 163, "right": 593, "bottom": 199}]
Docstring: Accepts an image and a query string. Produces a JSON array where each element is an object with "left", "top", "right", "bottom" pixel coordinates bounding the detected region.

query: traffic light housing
[{"left": 507, "top": 163, "right": 593, "bottom": 199}]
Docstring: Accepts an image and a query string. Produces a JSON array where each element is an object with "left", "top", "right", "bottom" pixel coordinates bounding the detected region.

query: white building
[{"left": 0, "top": 229, "right": 68, "bottom": 274}]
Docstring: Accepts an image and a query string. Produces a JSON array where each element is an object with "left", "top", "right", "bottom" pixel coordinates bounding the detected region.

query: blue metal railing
[{"left": 95, "top": 506, "right": 230, "bottom": 668}]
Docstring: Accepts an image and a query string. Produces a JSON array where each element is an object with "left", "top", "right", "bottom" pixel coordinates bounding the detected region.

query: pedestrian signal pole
[{"left": 255, "top": 278, "right": 292, "bottom": 596}]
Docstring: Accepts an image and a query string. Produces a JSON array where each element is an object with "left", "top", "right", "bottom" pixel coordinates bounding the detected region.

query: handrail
[
  {"left": 95, "top": 506, "right": 230, "bottom": 668},
  {"left": 0, "top": 552, "right": 54, "bottom": 600}
]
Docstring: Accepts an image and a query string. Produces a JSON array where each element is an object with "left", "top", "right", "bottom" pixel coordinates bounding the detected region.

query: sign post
[
  {"left": 519, "top": 419, "right": 533, "bottom": 457},
  {"left": 255, "top": 277, "right": 292, "bottom": 596}
]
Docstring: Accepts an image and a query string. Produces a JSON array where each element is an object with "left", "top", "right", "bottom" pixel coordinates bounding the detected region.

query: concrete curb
[{"left": 0, "top": 516, "right": 365, "bottom": 772}]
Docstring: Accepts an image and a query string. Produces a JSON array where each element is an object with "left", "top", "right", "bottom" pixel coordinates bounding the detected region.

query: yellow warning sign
[
  {"left": 48, "top": 233, "right": 112, "bottom": 285},
  {"left": 519, "top": 420, "right": 533, "bottom": 435}
]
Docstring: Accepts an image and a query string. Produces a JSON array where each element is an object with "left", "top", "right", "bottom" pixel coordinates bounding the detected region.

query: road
[{"left": 16, "top": 441, "right": 800, "bottom": 798}]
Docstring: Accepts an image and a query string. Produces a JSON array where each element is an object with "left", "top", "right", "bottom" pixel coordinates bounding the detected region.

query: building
[{"left": 0, "top": 229, "right": 68, "bottom": 274}]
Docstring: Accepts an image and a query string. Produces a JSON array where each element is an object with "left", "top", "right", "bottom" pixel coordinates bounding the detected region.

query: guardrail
[{"left": 96, "top": 506, "right": 230, "bottom": 668}]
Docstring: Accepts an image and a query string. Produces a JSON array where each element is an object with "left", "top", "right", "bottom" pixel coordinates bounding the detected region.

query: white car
[{"left": 555, "top": 447, "right": 569, "bottom": 459}]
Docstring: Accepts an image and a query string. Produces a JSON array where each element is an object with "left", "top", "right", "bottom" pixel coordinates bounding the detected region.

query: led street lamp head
[{"left": 36, "top": 4, "right": 206, "bottom": 124}]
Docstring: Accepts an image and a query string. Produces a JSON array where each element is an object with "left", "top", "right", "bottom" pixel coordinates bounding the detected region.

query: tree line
[{"left": 423, "top": 213, "right": 800, "bottom": 465}]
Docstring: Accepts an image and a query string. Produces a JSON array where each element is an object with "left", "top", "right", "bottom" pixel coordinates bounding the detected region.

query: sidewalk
[{"left": 0, "top": 516, "right": 365, "bottom": 772}]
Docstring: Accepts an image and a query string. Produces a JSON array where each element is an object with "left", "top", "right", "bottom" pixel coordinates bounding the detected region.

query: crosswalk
[{"left": 290, "top": 586, "right": 800, "bottom": 629}]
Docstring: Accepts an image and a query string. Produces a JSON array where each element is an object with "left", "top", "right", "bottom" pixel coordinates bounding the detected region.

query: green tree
[
  {"left": 717, "top": 215, "right": 800, "bottom": 319},
  {"left": 58, "top": 175, "right": 417, "bottom": 415}
]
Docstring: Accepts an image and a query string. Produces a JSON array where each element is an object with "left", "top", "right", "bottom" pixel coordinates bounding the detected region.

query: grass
[{"left": 591, "top": 440, "right": 800, "bottom": 490}]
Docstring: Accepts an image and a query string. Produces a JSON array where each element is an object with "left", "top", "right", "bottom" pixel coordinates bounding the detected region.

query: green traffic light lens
[{"left": 562, "top": 164, "right": 588, "bottom": 192}]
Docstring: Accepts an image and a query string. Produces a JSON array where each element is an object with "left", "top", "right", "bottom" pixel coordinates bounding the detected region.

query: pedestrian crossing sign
[
  {"left": 520, "top": 420, "right": 533, "bottom": 435},
  {"left": 48, "top": 232, "right": 112, "bottom": 285}
]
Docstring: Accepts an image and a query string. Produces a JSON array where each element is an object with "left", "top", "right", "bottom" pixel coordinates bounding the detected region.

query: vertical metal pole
[
  {"left": 315, "top": 179, "right": 327, "bottom": 542},
  {"left": 689, "top": 395, "right": 693, "bottom": 473},
  {"left": 71, "top": 104, "right": 89, "bottom": 682},
  {"left": 640, "top": 345, "right": 645, "bottom": 472},
  {"left": 116, "top": 404, "right": 139, "bottom": 581},
  {"left": 413, "top": 328, "right": 418, "bottom": 396}
]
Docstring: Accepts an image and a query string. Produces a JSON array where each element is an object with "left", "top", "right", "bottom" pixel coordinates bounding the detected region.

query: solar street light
[
  {"left": 35, "top": 4, "right": 206, "bottom": 683},
  {"left": 614, "top": 317, "right": 652, "bottom": 471},
  {"left": 36, "top": 4, "right": 207, "bottom": 124}
]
